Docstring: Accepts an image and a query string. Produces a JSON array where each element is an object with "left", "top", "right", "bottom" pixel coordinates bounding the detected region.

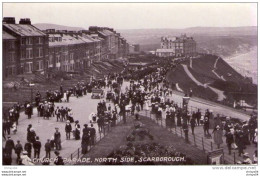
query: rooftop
[
  {"left": 3, "top": 31, "right": 17, "bottom": 40},
  {"left": 3, "top": 23, "right": 46, "bottom": 36}
]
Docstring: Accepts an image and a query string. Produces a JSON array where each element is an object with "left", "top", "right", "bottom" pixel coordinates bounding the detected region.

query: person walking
[
  {"left": 44, "top": 139, "right": 51, "bottom": 158},
  {"left": 65, "top": 121, "right": 72, "bottom": 140},
  {"left": 204, "top": 117, "right": 210, "bottom": 137},
  {"left": 225, "top": 131, "right": 234, "bottom": 155},
  {"left": 182, "top": 122, "right": 189, "bottom": 143},
  {"left": 190, "top": 117, "right": 196, "bottom": 135},
  {"left": 212, "top": 125, "right": 223, "bottom": 149},
  {"left": 14, "top": 140, "right": 23, "bottom": 164},
  {"left": 81, "top": 128, "right": 90, "bottom": 154},
  {"left": 5, "top": 136, "right": 15, "bottom": 159},
  {"left": 54, "top": 128, "right": 61, "bottom": 150},
  {"left": 196, "top": 109, "right": 201, "bottom": 126},
  {"left": 24, "top": 141, "right": 32, "bottom": 158},
  {"left": 75, "top": 121, "right": 81, "bottom": 140},
  {"left": 33, "top": 136, "right": 41, "bottom": 159},
  {"left": 55, "top": 106, "right": 61, "bottom": 122},
  {"left": 89, "top": 124, "right": 96, "bottom": 146},
  {"left": 28, "top": 128, "right": 36, "bottom": 144}
]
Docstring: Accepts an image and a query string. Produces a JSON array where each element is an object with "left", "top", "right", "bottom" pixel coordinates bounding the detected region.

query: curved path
[{"left": 181, "top": 64, "right": 226, "bottom": 101}]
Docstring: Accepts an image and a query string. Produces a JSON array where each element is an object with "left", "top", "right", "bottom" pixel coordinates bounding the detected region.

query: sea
[{"left": 223, "top": 47, "right": 257, "bottom": 85}]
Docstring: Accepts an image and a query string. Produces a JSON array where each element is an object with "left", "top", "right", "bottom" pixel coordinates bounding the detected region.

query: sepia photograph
[{"left": 1, "top": 2, "right": 258, "bottom": 174}]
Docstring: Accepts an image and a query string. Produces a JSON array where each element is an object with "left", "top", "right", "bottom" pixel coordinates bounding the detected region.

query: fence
[
  {"left": 141, "top": 107, "right": 242, "bottom": 165},
  {"left": 169, "top": 101, "right": 248, "bottom": 124},
  {"left": 66, "top": 114, "right": 124, "bottom": 165}
]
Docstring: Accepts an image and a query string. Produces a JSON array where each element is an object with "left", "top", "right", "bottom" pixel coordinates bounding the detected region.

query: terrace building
[
  {"left": 156, "top": 34, "right": 196, "bottom": 58},
  {"left": 3, "top": 31, "right": 18, "bottom": 78},
  {"left": 3, "top": 17, "right": 49, "bottom": 75},
  {"left": 2, "top": 17, "right": 130, "bottom": 79}
]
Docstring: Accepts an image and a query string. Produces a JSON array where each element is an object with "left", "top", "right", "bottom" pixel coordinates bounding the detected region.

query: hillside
[
  {"left": 166, "top": 54, "right": 257, "bottom": 106},
  {"left": 34, "top": 23, "right": 85, "bottom": 31}
]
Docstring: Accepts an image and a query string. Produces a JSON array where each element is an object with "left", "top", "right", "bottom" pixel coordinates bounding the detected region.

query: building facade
[
  {"left": 3, "top": 17, "right": 49, "bottom": 75},
  {"left": 156, "top": 34, "right": 196, "bottom": 58},
  {"left": 3, "top": 31, "right": 18, "bottom": 78},
  {"left": 3, "top": 17, "right": 130, "bottom": 79}
]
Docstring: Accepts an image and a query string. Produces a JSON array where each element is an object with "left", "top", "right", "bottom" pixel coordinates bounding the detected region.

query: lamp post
[{"left": 29, "top": 83, "right": 35, "bottom": 104}]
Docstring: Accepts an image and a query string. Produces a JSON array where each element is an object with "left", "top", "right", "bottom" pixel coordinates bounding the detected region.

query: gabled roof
[
  {"left": 61, "top": 34, "right": 84, "bottom": 45},
  {"left": 3, "top": 31, "right": 17, "bottom": 40},
  {"left": 77, "top": 34, "right": 94, "bottom": 43},
  {"left": 3, "top": 23, "right": 46, "bottom": 36},
  {"left": 103, "top": 29, "right": 114, "bottom": 35},
  {"left": 97, "top": 30, "right": 109, "bottom": 37}
]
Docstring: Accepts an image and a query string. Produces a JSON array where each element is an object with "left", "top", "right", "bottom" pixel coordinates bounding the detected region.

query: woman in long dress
[
  {"left": 212, "top": 125, "right": 223, "bottom": 149},
  {"left": 75, "top": 121, "right": 81, "bottom": 140}
]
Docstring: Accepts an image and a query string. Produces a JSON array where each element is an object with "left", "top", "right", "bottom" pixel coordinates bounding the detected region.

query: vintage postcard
[{"left": 1, "top": 2, "right": 258, "bottom": 176}]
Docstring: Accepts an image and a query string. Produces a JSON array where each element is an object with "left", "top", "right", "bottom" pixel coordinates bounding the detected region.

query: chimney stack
[
  {"left": 19, "top": 18, "right": 31, "bottom": 25},
  {"left": 3, "top": 17, "right": 15, "bottom": 24}
]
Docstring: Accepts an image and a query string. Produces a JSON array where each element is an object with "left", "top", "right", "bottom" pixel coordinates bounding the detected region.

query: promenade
[{"left": 2, "top": 80, "right": 255, "bottom": 165}]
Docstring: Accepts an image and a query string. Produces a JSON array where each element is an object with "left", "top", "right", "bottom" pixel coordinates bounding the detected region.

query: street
[{"left": 3, "top": 81, "right": 129, "bottom": 165}]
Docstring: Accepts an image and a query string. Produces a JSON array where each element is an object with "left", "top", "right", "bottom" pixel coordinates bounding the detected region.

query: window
[
  {"left": 35, "top": 47, "right": 43, "bottom": 58},
  {"left": 26, "top": 48, "right": 33, "bottom": 59},
  {"left": 21, "top": 49, "right": 26, "bottom": 59},
  {"left": 70, "top": 53, "right": 74, "bottom": 60},
  {"left": 49, "top": 55, "right": 53, "bottom": 65},
  {"left": 46, "top": 60, "right": 49, "bottom": 68},
  {"left": 21, "top": 38, "right": 26, "bottom": 45},
  {"left": 9, "top": 41, "right": 15, "bottom": 49},
  {"left": 9, "top": 52, "right": 15, "bottom": 62},
  {"left": 25, "top": 62, "right": 33, "bottom": 73},
  {"left": 26, "top": 37, "right": 32, "bottom": 45},
  {"left": 36, "top": 37, "right": 43, "bottom": 44},
  {"left": 56, "top": 55, "right": 60, "bottom": 63},
  {"left": 35, "top": 60, "right": 44, "bottom": 71}
]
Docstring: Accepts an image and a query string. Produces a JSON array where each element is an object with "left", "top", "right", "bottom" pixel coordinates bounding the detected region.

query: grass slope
[
  {"left": 79, "top": 116, "right": 207, "bottom": 165},
  {"left": 166, "top": 66, "right": 218, "bottom": 101}
]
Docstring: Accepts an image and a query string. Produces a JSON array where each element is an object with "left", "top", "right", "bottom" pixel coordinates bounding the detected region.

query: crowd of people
[
  {"left": 2, "top": 63, "right": 258, "bottom": 165},
  {"left": 2, "top": 73, "right": 126, "bottom": 165},
  {"left": 109, "top": 66, "right": 258, "bottom": 165}
]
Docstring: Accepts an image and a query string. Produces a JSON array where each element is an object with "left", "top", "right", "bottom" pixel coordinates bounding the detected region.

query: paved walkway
[
  {"left": 3, "top": 80, "right": 254, "bottom": 165},
  {"left": 139, "top": 109, "right": 257, "bottom": 164},
  {"left": 3, "top": 81, "right": 129, "bottom": 165},
  {"left": 182, "top": 64, "right": 226, "bottom": 101}
]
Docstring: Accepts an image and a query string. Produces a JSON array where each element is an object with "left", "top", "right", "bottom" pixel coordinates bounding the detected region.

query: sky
[{"left": 3, "top": 3, "right": 257, "bottom": 30}]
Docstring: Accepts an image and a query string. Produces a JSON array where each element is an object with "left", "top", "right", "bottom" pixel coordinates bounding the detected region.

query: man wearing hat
[
  {"left": 54, "top": 151, "right": 64, "bottom": 165},
  {"left": 44, "top": 139, "right": 51, "bottom": 158},
  {"left": 24, "top": 141, "right": 32, "bottom": 158},
  {"left": 54, "top": 128, "right": 61, "bottom": 150},
  {"left": 55, "top": 106, "right": 60, "bottom": 122},
  {"left": 5, "top": 136, "right": 15, "bottom": 158},
  {"left": 33, "top": 136, "right": 41, "bottom": 159},
  {"left": 65, "top": 121, "right": 72, "bottom": 140},
  {"left": 225, "top": 131, "right": 234, "bottom": 155},
  {"left": 14, "top": 140, "right": 23, "bottom": 163}
]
